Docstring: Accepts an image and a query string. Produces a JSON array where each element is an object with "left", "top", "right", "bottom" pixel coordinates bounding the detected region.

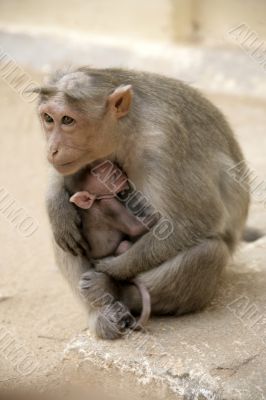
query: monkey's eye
[
  {"left": 43, "top": 113, "right": 54, "bottom": 123},
  {"left": 62, "top": 115, "right": 75, "bottom": 125}
]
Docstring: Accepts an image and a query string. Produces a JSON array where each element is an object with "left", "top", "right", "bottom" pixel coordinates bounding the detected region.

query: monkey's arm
[
  {"left": 46, "top": 169, "right": 90, "bottom": 256},
  {"left": 94, "top": 192, "right": 180, "bottom": 279},
  {"left": 94, "top": 222, "right": 177, "bottom": 280},
  {"left": 94, "top": 172, "right": 226, "bottom": 280}
]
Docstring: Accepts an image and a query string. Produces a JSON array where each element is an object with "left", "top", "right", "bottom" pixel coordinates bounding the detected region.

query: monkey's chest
[{"left": 80, "top": 206, "right": 123, "bottom": 259}]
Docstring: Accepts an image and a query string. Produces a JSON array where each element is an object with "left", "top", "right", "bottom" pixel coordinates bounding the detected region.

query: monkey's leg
[
  {"left": 121, "top": 238, "right": 230, "bottom": 316},
  {"left": 79, "top": 269, "right": 136, "bottom": 339},
  {"left": 54, "top": 242, "right": 135, "bottom": 339}
]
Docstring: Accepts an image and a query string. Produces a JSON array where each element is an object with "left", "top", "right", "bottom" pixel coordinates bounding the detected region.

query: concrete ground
[{"left": 0, "top": 41, "right": 266, "bottom": 398}]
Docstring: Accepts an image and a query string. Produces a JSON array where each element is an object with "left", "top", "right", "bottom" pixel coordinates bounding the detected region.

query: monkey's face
[
  {"left": 37, "top": 77, "right": 133, "bottom": 176},
  {"left": 38, "top": 100, "right": 117, "bottom": 176}
]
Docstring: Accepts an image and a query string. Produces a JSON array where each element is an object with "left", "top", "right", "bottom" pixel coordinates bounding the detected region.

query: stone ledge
[{"left": 63, "top": 238, "right": 266, "bottom": 399}]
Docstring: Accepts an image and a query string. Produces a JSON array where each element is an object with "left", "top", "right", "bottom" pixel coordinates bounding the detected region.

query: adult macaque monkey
[{"left": 36, "top": 67, "right": 249, "bottom": 339}]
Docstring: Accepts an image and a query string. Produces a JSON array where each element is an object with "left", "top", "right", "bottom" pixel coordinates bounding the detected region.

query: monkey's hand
[
  {"left": 53, "top": 206, "right": 90, "bottom": 257},
  {"left": 46, "top": 173, "right": 90, "bottom": 257},
  {"left": 94, "top": 256, "right": 136, "bottom": 280}
]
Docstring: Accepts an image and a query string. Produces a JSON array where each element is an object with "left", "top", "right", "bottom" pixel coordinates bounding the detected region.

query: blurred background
[
  {"left": 0, "top": 1, "right": 266, "bottom": 399},
  {"left": 0, "top": 0, "right": 266, "bottom": 44}
]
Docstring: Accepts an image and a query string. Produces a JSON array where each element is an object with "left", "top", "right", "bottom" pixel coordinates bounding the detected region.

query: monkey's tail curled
[{"left": 131, "top": 278, "right": 151, "bottom": 330}]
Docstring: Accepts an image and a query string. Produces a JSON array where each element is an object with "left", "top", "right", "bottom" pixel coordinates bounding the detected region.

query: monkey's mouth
[
  {"left": 53, "top": 158, "right": 79, "bottom": 168},
  {"left": 52, "top": 159, "right": 80, "bottom": 175},
  {"left": 57, "top": 160, "right": 76, "bottom": 167}
]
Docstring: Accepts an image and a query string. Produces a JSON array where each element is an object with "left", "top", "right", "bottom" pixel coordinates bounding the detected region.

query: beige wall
[
  {"left": 0, "top": 0, "right": 265, "bottom": 45},
  {"left": 0, "top": 0, "right": 175, "bottom": 42},
  {"left": 190, "top": 0, "right": 266, "bottom": 45}
]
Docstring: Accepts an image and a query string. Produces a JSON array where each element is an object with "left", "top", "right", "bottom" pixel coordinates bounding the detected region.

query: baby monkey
[{"left": 69, "top": 161, "right": 152, "bottom": 327}]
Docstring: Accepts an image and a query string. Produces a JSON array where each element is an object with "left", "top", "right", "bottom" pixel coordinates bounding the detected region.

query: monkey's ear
[
  {"left": 107, "top": 85, "right": 133, "bottom": 118},
  {"left": 69, "top": 192, "right": 95, "bottom": 209}
]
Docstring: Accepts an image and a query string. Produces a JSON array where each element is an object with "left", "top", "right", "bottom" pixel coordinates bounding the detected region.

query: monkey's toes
[
  {"left": 95, "top": 302, "right": 136, "bottom": 340},
  {"left": 79, "top": 270, "right": 114, "bottom": 306}
]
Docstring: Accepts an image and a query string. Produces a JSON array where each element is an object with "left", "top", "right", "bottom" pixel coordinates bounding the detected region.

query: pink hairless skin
[{"left": 69, "top": 162, "right": 152, "bottom": 328}]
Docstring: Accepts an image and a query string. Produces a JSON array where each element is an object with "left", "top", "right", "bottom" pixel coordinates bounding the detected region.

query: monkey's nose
[
  {"left": 52, "top": 149, "right": 59, "bottom": 157},
  {"left": 48, "top": 148, "right": 59, "bottom": 164}
]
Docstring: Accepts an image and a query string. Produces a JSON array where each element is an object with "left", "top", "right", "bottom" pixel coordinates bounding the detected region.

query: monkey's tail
[
  {"left": 131, "top": 278, "right": 151, "bottom": 330},
  {"left": 242, "top": 227, "right": 264, "bottom": 242}
]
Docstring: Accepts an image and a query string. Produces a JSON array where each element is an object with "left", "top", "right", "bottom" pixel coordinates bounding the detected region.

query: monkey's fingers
[
  {"left": 66, "top": 224, "right": 90, "bottom": 256},
  {"left": 66, "top": 236, "right": 90, "bottom": 257},
  {"left": 55, "top": 236, "right": 79, "bottom": 256},
  {"left": 55, "top": 231, "right": 90, "bottom": 257},
  {"left": 66, "top": 243, "right": 80, "bottom": 257},
  {"left": 77, "top": 236, "right": 91, "bottom": 258}
]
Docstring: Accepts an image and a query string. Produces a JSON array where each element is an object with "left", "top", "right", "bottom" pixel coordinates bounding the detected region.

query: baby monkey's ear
[
  {"left": 70, "top": 192, "right": 95, "bottom": 209},
  {"left": 107, "top": 85, "right": 133, "bottom": 118}
]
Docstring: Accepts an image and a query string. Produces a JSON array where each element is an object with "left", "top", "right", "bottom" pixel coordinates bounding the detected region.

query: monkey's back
[
  {"left": 88, "top": 68, "right": 250, "bottom": 249},
  {"left": 66, "top": 66, "right": 249, "bottom": 250}
]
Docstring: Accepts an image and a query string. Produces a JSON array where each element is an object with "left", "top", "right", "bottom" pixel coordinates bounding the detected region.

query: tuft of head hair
[{"left": 33, "top": 66, "right": 131, "bottom": 118}]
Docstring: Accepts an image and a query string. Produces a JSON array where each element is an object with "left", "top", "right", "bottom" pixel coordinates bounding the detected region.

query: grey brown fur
[
  {"left": 67, "top": 163, "right": 152, "bottom": 328},
  {"left": 38, "top": 67, "right": 250, "bottom": 339}
]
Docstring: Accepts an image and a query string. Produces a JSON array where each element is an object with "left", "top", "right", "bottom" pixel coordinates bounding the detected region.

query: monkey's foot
[
  {"left": 79, "top": 270, "right": 117, "bottom": 307},
  {"left": 79, "top": 270, "right": 136, "bottom": 339},
  {"left": 95, "top": 302, "right": 136, "bottom": 340}
]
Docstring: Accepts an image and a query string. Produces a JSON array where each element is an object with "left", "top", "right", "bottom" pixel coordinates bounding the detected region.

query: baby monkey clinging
[{"left": 69, "top": 160, "right": 154, "bottom": 328}]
